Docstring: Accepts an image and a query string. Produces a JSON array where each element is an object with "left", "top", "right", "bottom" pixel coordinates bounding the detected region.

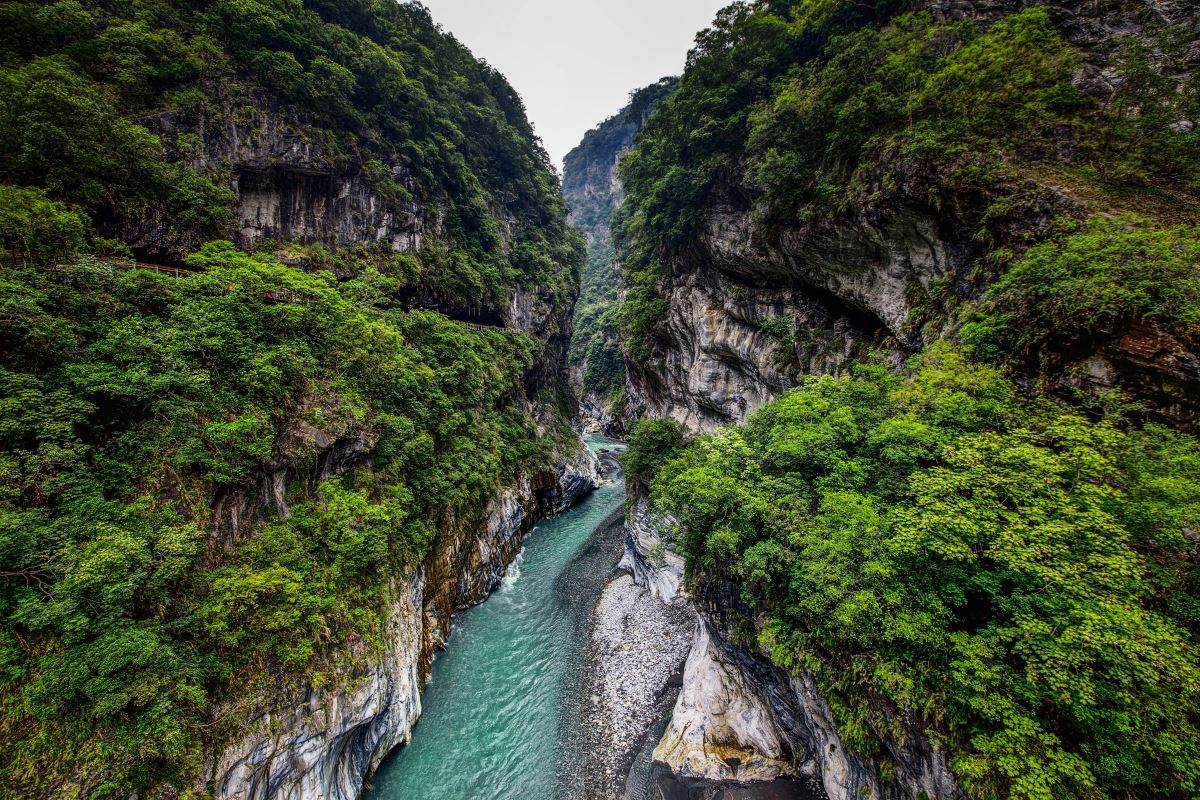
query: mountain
[
  {"left": 0, "top": 2, "right": 593, "bottom": 798},
  {"left": 613, "top": 2, "right": 1200, "bottom": 799},
  {"left": 563, "top": 77, "right": 678, "bottom": 434},
  {"left": 619, "top": 0, "right": 1199, "bottom": 433}
]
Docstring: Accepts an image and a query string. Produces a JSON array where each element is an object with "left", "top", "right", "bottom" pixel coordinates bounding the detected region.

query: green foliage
[
  {"left": 0, "top": 2, "right": 582, "bottom": 795},
  {"left": 746, "top": 8, "right": 1080, "bottom": 222},
  {"left": 0, "top": 185, "right": 86, "bottom": 266},
  {"left": 623, "top": 418, "right": 686, "bottom": 486},
  {"left": 0, "top": 0, "right": 582, "bottom": 301},
  {"left": 0, "top": 245, "right": 551, "bottom": 796},
  {"left": 650, "top": 345, "right": 1200, "bottom": 800},
  {"left": 615, "top": 2, "right": 1199, "bottom": 352},
  {"left": 569, "top": 241, "right": 626, "bottom": 401},
  {"left": 963, "top": 215, "right": 1200, "bottom": 361},
  {"left": 1096, "top": 34, "right": 1200, "bottom": 187},
  {"left": 578, "top": 312, "right": 625, "bottom": 398},
  {"left": 614, "top": 0, "right": 907, "bottom": 351},
  {"left": 0, "top": 54, "right": 233, "bottom": 248}
]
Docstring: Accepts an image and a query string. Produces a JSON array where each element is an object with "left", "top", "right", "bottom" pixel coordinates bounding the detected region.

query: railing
[
  {"left": 107, "top": 260, "right": 194, "bottom": 279},
  {"left": 459, "top": 320, "right": 519, "bottom": 333}
]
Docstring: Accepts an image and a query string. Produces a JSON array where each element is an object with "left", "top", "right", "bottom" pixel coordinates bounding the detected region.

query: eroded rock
[{"left": 653, "top": 621, "right": 796, "bottom": 783}]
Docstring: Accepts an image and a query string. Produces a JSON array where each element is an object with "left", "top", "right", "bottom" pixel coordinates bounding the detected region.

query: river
[{"left": 366, "top": 438, "right": 627, "bottom": 800}]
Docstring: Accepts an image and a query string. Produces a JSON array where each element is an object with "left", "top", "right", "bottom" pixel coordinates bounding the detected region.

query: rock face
[
  {"left": 195, "top": 104, "right": 428, "bottom": 254},
  {"left": 630, "top": 575, "right": 963, "bottom": 800},
  {"left": 654, "top": 621, "right": 796, "bottom": 783},
  {"left": 644, "top": 631, "right": 963, "bottom": 800},
  {"left": 620, "top": 495, "right": 685, "bottom": 604},
  {"left": 205, "top": 450, "right": 599, "bottom": 800},
  {"left": 626, "top": 260, "right": 886, "bottom": 434},
  {"left": 623, "top": 0, "right": 1200, "bottom": 434},
  {"left": 128, "top": 99, "right": 435, "bottom": 260},
  {"left": 205, "top": 572, "right": 426, "bottom": 800},
  {"left": 563, "top": 78, "right": 678, "bottom": 254},
  {"left": 651, "top": 613, "right": 962, "bottom": 800},
  {"left": 623, "top": 182, "right": 974, "bottom": 434},
  {"left": 619, "top": 496, "right": 963, "bottom": 800},
  {"left": 564, "top": 79, "right": 679, "bottom": 435}
]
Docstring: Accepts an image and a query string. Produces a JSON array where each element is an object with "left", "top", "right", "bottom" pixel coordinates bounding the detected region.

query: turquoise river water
[{"left": 366, "top": 439, "right": 626, "bottom": 800}]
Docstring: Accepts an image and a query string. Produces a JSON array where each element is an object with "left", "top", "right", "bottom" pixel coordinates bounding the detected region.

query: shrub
[
  {"left": 0, "top": 244, "right": 558, "bottom": 796},
  {"left": 962, "top": 215, "right": 1200, "bottom": 359},
  {"left": 624, "top": 418, "right": 686, "bottom": 485},
  {"left": 650, "top": 345, "right": 1200, "bottom": 799},
  {"left": 0, "top": 185, "right": 86, "bottom": 265}
]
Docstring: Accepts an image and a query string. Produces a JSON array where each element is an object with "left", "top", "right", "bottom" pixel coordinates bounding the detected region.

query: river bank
[
  {"left": 364, "top": 439, "right": 626, "bottom": 800},
  {"left": 567, "top": 535, "right": 694, "bottom": 800}
]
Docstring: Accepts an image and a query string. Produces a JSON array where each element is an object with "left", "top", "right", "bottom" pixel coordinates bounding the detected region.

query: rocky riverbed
[{"left": 571, "top": 548, "right": 694, "bottom": 800}]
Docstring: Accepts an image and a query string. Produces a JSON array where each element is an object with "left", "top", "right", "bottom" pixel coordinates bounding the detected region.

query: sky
[{"left": 421, "top": 0, "right": 730, "bottom": 172}]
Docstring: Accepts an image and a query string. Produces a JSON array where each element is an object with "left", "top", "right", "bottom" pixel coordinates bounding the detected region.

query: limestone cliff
[
  {"left": 564, "top": 79, "right": 679, "bottom": 434},
  {"left": 614, "top": 1, "right": 1200, "bottom": 797},
  {"left": 205, "top": 455, "right": 598, "bottom": 800},
  {"left": 622, "top": 0, "right": 1200, "bottom": 435},
  {"left": 0, "top": 3, "right": 591, "bottom": 798},
  {"left": 620, "top": 499, "right": 961, "bottom": 800}
]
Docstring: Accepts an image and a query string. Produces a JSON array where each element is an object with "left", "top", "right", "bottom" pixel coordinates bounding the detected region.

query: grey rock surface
[
  {"left": 650, "top": 614, "right": 964, "bottom": 800},
  {"left": 623, "top": 0, "right": 1200, "bottom": 433},
  {"left": 204, "top": 442, "right": 599, "bottom": 800},
  {"left": 578, "top": 574, "right": 695, "bottom": 799},
  {"left": 621, "top": 495, "right": 685, "bottom": 604},
  {"left": 206, "top": 572, "right": 425, "bottom": 800},
  {"left": 654, "top": 621, "right": 796, "bottom": 783}
]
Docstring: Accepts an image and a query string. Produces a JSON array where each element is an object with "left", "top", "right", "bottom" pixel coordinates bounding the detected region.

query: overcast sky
[{"left": 421, "top": 0, "right": 730, "bottom": 171}]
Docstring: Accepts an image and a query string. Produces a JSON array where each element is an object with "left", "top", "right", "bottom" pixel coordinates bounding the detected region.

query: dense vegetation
[
  {"left": 641, "top": 345, "right": 1200, "bottom": 800},
  {"left": 0, "top": 242, "right": 563, "bottom": 796},
  {"left": 962, "top": 215, "right": 1200, "bottom": 364},
  {"left": 565, "top": 79, "right": 678, "bottom": 414},
  {"left": 615, "top": 0, "right": 1200, "bottom": 355},
  {"left": 0, "top": 0, "right": 580, "bottom": 305},
  {"left": 618, "top": 3, "right": 1200, "bottom": 797},
  {"left": 622, "top": 418, "right": 685, "bottom": 488},
  {"left": 0, "top": 1, "right": 585, "bottom": 796}
]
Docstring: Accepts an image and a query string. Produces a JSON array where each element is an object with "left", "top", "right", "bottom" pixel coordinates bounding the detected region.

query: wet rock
[
  {"left": 549, "top": 444, "right": 603, "bottom": 514},
  {"left": 646, "top": 765, "right": 824, "bottom": 800}
]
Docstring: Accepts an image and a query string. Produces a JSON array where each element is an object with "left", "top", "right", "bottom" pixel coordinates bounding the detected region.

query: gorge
[{"left": 2, "top": 2, "right": 1199, "bottom": 800}]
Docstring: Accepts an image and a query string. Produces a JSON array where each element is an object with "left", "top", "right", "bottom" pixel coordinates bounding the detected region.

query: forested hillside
[
  {"left": 0, "top": 2, "right": 583, "bottom": 797},
  {"left": 0, "top": 0, "right": 579, "bottom": 303},
  {"left": 617, "top": 1, "right": 1200, "bottom": 798},
  {"left": 564, "top": 78, "right": 677, "bottom": 433}
]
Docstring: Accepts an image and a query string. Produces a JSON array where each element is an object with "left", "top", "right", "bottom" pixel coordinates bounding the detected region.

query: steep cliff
[
  {"left": 619, "top": 0, "right": 1199, "bottom": 434},
  {"left": 615, "top": 2, "right": 1200, "bottom": 799},
  {"left": 563, "top": 78, "right": 678, "bottom": 434},
  {"left": 205, "top": 455, "right": 598, "bottom": 800},
  {"left": 0, "top": 2, "right": 590, "bottom": 799}
]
